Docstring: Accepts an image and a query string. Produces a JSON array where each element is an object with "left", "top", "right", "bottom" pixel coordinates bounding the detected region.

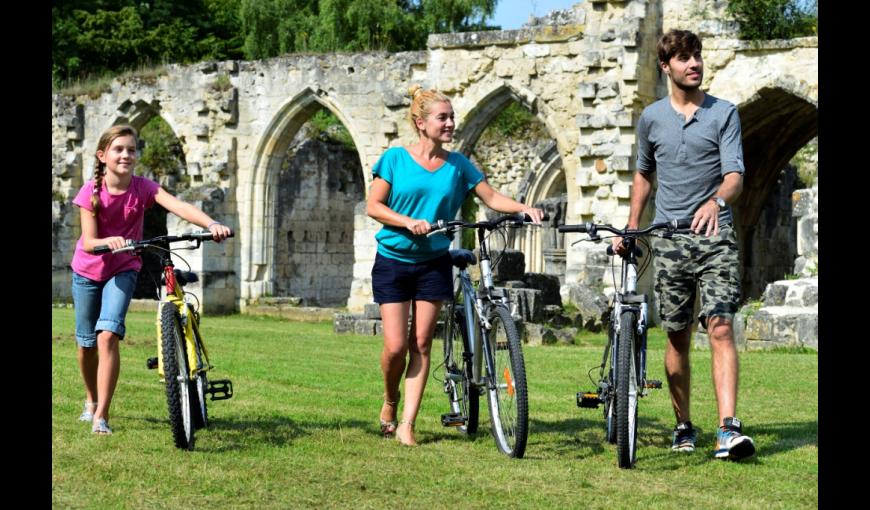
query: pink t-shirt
[{"left": 71, "top": 176, "right": 160, "bottom": 281}]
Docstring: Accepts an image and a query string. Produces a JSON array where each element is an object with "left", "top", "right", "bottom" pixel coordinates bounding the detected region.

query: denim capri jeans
[{"left": 71, "top": 270, "right": 139, "bottom": 347}]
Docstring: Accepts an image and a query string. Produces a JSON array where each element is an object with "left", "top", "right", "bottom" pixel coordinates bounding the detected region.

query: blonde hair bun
[{"left": 407, "top": 84, "right": 423, "bottom": 98}]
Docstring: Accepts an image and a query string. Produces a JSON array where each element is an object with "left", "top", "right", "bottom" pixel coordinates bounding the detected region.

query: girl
[
  {"left": 71, "top": 124, "right": 231, "bottom": 435},
  {"left": 367, "top": 86, "right": 544, "bottom": 446}
]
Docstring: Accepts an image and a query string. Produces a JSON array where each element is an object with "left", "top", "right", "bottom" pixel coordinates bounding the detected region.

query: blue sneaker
[
  {"left": 715, "top": 417, "right": 755, "bottom": 460},
  {"left": 672, "top": 421, "right": 697, "bottom": 452}
]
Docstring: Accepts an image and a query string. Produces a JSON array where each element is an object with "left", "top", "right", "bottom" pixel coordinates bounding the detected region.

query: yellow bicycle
[{"left": 96, "top": 231, "right": 234, "bottom": 450}]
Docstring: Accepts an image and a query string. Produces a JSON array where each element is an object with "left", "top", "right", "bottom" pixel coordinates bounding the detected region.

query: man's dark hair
[{"left": 657, "top": 29, "right": 703, "bottom": 64}]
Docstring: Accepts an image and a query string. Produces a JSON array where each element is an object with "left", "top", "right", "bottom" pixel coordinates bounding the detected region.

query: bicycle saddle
[{"left": 449, "top": 249, "right": 477, "bottom": 269}]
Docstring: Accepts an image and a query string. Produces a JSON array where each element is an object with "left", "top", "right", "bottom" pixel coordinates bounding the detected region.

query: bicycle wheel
[
  {"left": 615, "top": 310, "right": 638, "bottom": 468},
  {"left": 603, "top": 320, "right": 617, "bottom": 444},
  {"left": 443, "top": 303, "right": 479, "bottom": 434},
  {"left": 485, "top": 305, "right": 528, "bottom": 458},
  {"left": 190, "top": 372, "right": 208, "bottom": 430},
  {"left": 160, "top": 305, "right": 195, "bottom": 450}
]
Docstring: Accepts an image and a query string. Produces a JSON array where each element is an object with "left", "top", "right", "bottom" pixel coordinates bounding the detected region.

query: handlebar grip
[
  {"left": 522, "top": 212, "right": 550, "bottom": 223},
  {"left": 192, "top": 229, "right": 236, "bottom": 240},
  {"left": 672, "top": 218, "right": 694, "bottom": 230},
  {"left": 93, "top": 245, "right": 111, "bottom": 254},
  {"left": 558, "top": 224, "right": 588, "bottom": 233}
]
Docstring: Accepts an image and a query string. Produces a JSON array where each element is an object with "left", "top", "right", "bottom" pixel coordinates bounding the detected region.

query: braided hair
[{"left": 91, "top": 124, "right": 138, "bottom": 217}]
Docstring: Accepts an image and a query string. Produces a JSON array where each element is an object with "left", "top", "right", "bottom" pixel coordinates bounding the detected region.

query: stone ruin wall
[{"left": 51, "top": 0, "right": 818, "bottom": 322}]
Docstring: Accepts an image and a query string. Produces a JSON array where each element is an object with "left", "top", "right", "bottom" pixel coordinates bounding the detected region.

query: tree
[{"left": 726, "top": 0, "right": 817, "bottom": 40}]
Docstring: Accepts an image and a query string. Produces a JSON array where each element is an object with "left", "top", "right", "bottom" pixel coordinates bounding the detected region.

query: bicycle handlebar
[
  {"left": 93, "top": 230, "right": 235, "bottom": 254},
  {"left": 557, "top": 218, "right": 693, "bottom": 237},
  {"left": 427, "top": 212, "right": 550, "bottom": 237}
]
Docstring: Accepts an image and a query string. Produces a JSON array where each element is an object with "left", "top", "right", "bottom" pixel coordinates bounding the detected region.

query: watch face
[{"left": 715, "top": 197, "right": 725, "bottom": 207}]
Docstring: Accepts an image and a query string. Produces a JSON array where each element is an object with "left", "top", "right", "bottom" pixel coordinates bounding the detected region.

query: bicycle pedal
[
  {"left": 440, "top": 412, "right": 466, "bottom": 427},
  {"left": 207, "top": 379, "right": 233, "bottom": 400},
  {"left": 146, "top": 357, "right": 158, "bottom": 370},
  {"left": 577, "top": 392, "right": 602, "bottom": 408},
  {"left": 645, "top": 380, "right": 663, "bottom": 389}
]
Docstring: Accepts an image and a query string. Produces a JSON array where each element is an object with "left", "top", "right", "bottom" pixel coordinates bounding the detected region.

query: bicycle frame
[
  {"left": 453, "top": 225, "right": 511, "bottom": 388},
  {"left": 155, "top": 249, "right": 212, "bottom": 381}
]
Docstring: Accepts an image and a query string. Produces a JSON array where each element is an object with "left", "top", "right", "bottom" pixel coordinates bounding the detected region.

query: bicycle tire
[
  {"left": 160, "top": 304, "right": 195, "bottom": 450},
  {"left": 615, "top": 310, "right": 638, "bottom": 468},
  {"left": 190, "top": 372, "right": 208, "bottom": 430},
  {"left": 604, "top": 319, "right": 616, "bottom": 444},
  {"left": 485, "top": 305, "right": 528, "bottom": 458},
  {"left": 443, "top": 303, "right": 479, "bottom": 434}
]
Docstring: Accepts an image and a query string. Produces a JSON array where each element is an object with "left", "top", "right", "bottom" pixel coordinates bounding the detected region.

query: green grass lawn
[{"left": 52, "top": 308, "right": 818, "bottom": 509}]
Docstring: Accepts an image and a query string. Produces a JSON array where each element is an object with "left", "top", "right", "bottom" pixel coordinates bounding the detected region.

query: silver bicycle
[{"left": 430, "top": 212, "right": 545, "bottom": 458}]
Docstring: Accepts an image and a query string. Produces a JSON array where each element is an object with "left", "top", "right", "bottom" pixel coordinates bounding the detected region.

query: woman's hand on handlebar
[{"left": 405, "top": 218, "right": 432, "bottom": 236}]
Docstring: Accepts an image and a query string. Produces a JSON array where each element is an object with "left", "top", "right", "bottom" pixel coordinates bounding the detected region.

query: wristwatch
[{"left": 711, "top": 196, "right": 726, "bottom": 208}]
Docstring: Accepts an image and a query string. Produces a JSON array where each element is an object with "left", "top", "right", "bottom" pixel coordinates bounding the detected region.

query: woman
[{"left": 367, "top": 85, "right": 544, "bottom": 446}]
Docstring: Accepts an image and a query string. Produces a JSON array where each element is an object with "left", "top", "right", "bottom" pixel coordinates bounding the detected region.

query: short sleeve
[
  {"left": 140, "top": 177, "right": 160, "bottom": 208},
  {"left": 719, "top": 105, "right": 745, "bottom": 175},
  {"left": 636, "top": 113, "right": 656, "bottom": 175},
  {"left": 453, "top": 153, "right": 485, "bottom": 192},
  {"left": 72, "top": 181, "right": 95, "bottom": 211},
  {"left": 372, "top": 148, "right": 396, "bottom": 185}
]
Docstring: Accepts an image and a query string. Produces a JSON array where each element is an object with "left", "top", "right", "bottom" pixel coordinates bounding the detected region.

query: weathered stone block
[
  {"left": 522, "top": 322, "right": 556, "bottom": 346},
  {"left": 522, "top": 273, "right": 561, "bottom": 306},
  {"left": 364, "top": 302, "right": 381, "bottom": 319},
  {"left": 489, "top": 249, "right": 525, "bottom": 282}
]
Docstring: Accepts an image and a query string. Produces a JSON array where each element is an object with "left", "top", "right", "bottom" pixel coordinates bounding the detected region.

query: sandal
[
  {"left": 92, "top": 418, "right": 113, "bottom": 435},
  {"left": 78, "top": 401, "right": 98, "bottom": 422},
  {"left": 379, "top": 393, "right": 399, "bottom": 438},
  {"left": 396, "top": 419, "right": 417, "bottom": 447}
]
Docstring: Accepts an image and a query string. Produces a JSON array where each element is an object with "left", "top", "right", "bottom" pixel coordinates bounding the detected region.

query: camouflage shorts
[{"left": 650, "top": 225, "right": 741, "bottom": 333}]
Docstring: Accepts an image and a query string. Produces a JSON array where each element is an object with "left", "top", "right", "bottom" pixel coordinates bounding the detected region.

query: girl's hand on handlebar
[
  {"left": 103, "top": 236, "right": 127, "bottom": 252},
  {"left": 405, "top": 218, "right": 432, "bottom": 236}
]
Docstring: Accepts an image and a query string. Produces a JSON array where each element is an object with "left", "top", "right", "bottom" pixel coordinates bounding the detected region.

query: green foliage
[
  {"left": 52, "top": 0, "right": 245, "bottom": 87},
  {"left": 726, "top": 0, "right": 817, "bottom": 40},
  {"left": 790, "top": 139, "right": 818, "bottom": 188},
  {"left": 488, "top": 102, "right": 540, "bottom": 137},
  {"left": 307, "top": 109, "right": 356, "bottom": 150},
  {"left": 741, "top": 298, "right": 764, "bottom": 318},
  {"left": 138, "top": 116, "right": 186, "bottom": 180},
  {"left": 53, "top": 0, "right": 503, "bottom": 85},
  {"left": 460, "top": 194, "right": 479, "bottom": 249}
]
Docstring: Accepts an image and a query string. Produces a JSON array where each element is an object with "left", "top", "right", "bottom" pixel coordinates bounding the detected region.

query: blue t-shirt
[{"left": 372, "top": 147, "right": 484, "bottom": 263}]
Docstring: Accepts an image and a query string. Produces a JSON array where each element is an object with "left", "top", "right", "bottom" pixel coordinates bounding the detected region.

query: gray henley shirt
[{"left": 636, "top": 93, "right": 745, "bottom": 225}]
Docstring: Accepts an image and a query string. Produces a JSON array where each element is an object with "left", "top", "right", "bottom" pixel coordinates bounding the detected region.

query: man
[{"left": 613, "top": 29, "right": 755, "bottom": 460}]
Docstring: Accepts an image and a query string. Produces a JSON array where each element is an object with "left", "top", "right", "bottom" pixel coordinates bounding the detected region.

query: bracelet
[{"left": 206, "top": 221, "right": 221, "bottom": 229}]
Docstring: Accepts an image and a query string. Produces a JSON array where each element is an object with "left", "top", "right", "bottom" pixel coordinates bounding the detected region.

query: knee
[
  {"left": 96, "top": 331, "right": 120, "bottom": 348},
  {"left": 382, "top": 344, "right": 408, "bottom": 361},
  {"left": 706, "top": 317, "right": 734, "bottom": 344}
]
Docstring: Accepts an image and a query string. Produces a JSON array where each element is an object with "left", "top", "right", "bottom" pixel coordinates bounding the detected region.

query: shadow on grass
[{"left": 123, "top": 413, "right": 378, "bottom": 452}]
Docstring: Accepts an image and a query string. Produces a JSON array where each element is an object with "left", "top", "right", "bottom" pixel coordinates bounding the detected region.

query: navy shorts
[{"left": 371, "top": 252, "right": 454, "bottom": 304}]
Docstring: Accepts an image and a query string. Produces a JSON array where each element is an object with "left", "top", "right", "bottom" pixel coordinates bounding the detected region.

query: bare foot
[{"left": 396, "top": 420, "right": 417, "bottom": 446}]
